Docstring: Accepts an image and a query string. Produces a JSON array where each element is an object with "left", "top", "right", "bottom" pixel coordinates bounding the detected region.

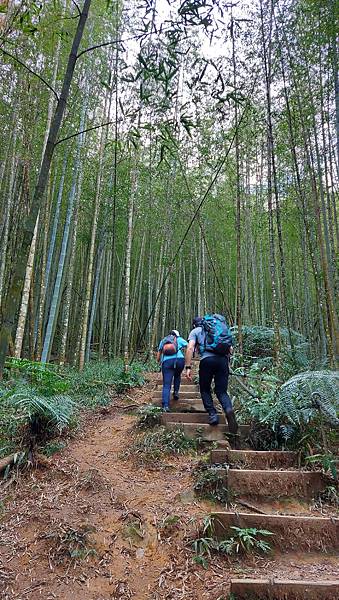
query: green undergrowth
[
  {"left": 123, "top": 425, "right": 198, "bottom": 465},
  {"left": 232, "top": 361, "right": 339, "bottom": 455},
  {"left": 231, "top": 325, "right": 309, "bottom": 367},
  {"left": 305, "top": 453, "right": 337, "bottom": 480},
  {"left": 136, "top": 404, "right": 163, "bottom": 429},
  {"left": 0, "top": 357, "right": 154, "bottom": 461}
]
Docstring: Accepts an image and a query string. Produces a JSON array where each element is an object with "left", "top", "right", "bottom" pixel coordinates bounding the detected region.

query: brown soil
[{"left": 0, "top": 379, "right": 338, "bottom": 600}]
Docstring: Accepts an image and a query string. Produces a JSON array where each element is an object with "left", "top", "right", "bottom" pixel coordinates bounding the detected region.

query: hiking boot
[
  {"left": 172, "top": 393, "right": 179, "bottom": 401},
  {"left": 162, "top": 406, "right": 170, "bottom": 413},
  {"left": 209, "top": 413, "right": 219, "bottom": 426},
  {"left": 225, "top": 410, "right": 238, "bottom": 435}
]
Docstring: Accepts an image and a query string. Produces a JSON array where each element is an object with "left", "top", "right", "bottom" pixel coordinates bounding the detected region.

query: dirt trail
[{"left": 0, "top": 378, "right": 338, "bottom": 600}]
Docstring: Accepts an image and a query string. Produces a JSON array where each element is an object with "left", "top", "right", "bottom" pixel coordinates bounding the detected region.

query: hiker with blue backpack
[
  {"left": 156, "top": 330, "right": 188, "bottom": 412},
  {"left": 185, "top": 314, "right": 238, "bottom": 436}
]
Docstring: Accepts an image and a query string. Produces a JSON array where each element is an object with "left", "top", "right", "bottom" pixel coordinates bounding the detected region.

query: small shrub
[
  {"left": 231, "top": 326, "right": 307, "bottom": 361},
  {"left": 157, "top": 514, "right": 181, "bottom": 537},
  {"left": 317, "top": 485, "right": 339, "bottom": 507},
  {"left": 247, "top": 421, "right": 280, "bottom": 451},
  {"left": 122, "top": 516, "right": 145, "bottom": 542},
  {"left": 238, "top": 370, "right": 339, "bottom": 452},
  {"left": 224, "top": 526, "right": 273, "bottom": 554},
  {"left": 191, "top": 517, "right": 273, "bottom": 566},
  {"left": 4, "top": 386, "right": 76, "bottom": 441}
]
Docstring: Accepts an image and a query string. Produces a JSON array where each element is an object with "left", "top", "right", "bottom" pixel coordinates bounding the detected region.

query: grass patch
[
  {"left": 43, "top": 523, "right": 97, "bottom": 565},
  {"left": 41, "top": 440, "right": 66, "bottom": 457},
  {"left": 65, "top": 358, "right": 147, "bottom": 405},
  {"left": 124, "top": 426, "right": 198, "bottom": 464},
  {"left": 193, "top": 463, "right": 232, "bottom": 505}
]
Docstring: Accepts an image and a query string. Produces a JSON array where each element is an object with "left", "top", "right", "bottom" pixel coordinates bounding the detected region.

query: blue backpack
[{"left": 201, "top": 313, "right": 233, "bottom": 355}]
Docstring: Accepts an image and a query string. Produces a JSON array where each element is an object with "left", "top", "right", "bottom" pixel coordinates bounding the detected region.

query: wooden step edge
[
  {"left": 210, "top": 511, "right": 338, "bottom": 551},
  {"left": 230, "top": 579, "right": 339, "bottom": 600}
]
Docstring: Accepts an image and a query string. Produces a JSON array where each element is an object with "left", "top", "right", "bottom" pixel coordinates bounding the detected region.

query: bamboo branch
[
  {"left": 0, "top": 48, "right": 59, "bottom": 101},
  {"left": 76, "top": 26, "right": 173, "bottom": 60},
  {"left": 55, "top": 120, "right": 114, "bottom": 146},
  {"left": 71, "top": 0, "right": 81, "bottom": 17}
]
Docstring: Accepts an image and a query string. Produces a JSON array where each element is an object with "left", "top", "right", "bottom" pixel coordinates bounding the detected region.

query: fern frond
[
  {"left": 311, "top": 393, "right": 339, "bottom": 427},
  {"left": 6, "top": 387, "right": 75, "bottom": 432}
]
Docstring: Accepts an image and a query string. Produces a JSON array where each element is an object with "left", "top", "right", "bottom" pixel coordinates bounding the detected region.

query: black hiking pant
[{"left": 199, "top": 355, "right": 238, "bottom": 434}]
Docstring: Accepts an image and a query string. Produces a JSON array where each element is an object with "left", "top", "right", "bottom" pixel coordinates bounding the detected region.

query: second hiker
[
  {"left": 156, "top": 330, "right": 188, "bottom": 412},
  {"left": 185, "top": 314, "right": 238, "bottom": 435}
]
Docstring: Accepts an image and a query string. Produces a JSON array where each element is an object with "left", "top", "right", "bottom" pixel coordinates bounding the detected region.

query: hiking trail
[{"left": 0, "top": 370, "right": 338, "bottom": 600}]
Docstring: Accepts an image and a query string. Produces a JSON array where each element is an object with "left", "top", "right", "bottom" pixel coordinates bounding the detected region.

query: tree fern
[
  {"left": 5, "top": 387, "right": 75, "bottom": 432},
  {"left": 311, "top": 393, "right": 339, "bottom": 427},
  {"left": 278, "top": 371, "right": 339, "bottom": 426}
]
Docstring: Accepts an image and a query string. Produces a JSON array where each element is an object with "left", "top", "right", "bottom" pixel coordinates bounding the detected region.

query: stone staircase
[
  {"left": 152, "top": 364, "right": 246, "bottom": 444},
  {"left": 151, "top": 369, "right": 339, "bottom": 600},
  {"left": 210, "top": 443, "right": 338, "bottom": 599}
]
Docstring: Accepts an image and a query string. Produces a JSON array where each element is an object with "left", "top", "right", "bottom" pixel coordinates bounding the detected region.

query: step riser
[
  {"left": 153, "top": 377, "right": 198, "bottom": 385},
  {"left": 164, "top": 422, "right": 249, "bottom": 442},
  {"left": 165, "top": 422, "right": 250, "bottom": 434},
  {"left": 152, "top": 398, "right": 205, "bottom": 412},
  {"left": 152, "top": 391, "right": 201, "bottom": 399},
  {"left": 230, "top": 579, "right": 339, "bottom": 600},
  {"left": 218, "top": 468, "right": 325, "bottom": 499},
  {"left": 210, "top": 449, "right": 298, "bottom": 470},
  {"left": 162, "top": 413, "right": 226, "bottom": 424},
  {"left": 211, "top": 512, "right": 338, "bottom": 552},
  {"left": 169, "top": 385, "right": 200, "bottom": 392},
  {"left": 166, "top": 422, "right": 228, "bottom": 442}
]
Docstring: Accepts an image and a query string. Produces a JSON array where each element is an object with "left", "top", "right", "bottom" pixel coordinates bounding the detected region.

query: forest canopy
[{"left": 0, "top": 0, "right": 338, "bottom": 370}]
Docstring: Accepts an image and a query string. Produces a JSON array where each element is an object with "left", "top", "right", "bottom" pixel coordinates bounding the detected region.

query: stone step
[
  {"left": 152, "top": 390, "right": 201, "bottom": 400},
  {"left": 161, "top": 412, "right": 222, "bottom": 424},
  {"left": 229, "top": 579, "right": 339, "bottom": 600},
  {"left": 211, "top": 512, "right": 339, "bottom": 552},
  {"left": 217, "top": 468, "right": 325, "bottom": 499},
  {"left": 153, "top": 398, "right": 206, "bottom": 412},
  {"left": 153, "top": 378, "right": 199, "bottom": 386},
  {"left": 210, "top": 449, "right": 298, "bottom": 470},
  {"left": 161, "top": 413, "right": 247, "bottom": 429},
  {"left": 164, "top": 422, "right": 249, "bottom": 442},
  {"left": 172, "top": 384, "right": 200, "bottom": 392}
]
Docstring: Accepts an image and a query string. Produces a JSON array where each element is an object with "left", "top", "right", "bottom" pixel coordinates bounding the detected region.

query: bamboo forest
[{"left": 0, "top": 1, "right": 338, "bottom": 599}]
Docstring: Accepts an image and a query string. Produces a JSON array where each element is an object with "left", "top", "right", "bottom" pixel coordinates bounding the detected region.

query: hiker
[
  {"left": 185, "top": 314, "right": 238, "bottom": 435},
  {"left": 156, "top": 330, "right": 188, "bottom": 412}
]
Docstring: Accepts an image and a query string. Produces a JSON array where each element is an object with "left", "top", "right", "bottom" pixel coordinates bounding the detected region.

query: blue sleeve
[
  {"left": 188, "top": 328, "right": 198, "bottom": 343},
  {"left": 158, "top": 339, "right": 164, "bottom": 351}
]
